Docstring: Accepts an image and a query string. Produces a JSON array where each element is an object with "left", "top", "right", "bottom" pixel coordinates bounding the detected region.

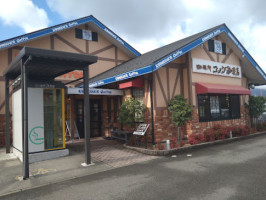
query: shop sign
[
  {"left": 133, "top": 123, "right": 149, "bottom": 136},
  {"left": 67, "top": 88, "right": 123, "bottom": 96},
  {"left": 192, "top": 58, "right": 241, "bottom": 78}
]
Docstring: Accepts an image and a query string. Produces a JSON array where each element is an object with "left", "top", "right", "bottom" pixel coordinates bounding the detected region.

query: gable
[
  {"left": 0, "top": 15, "right": 140, "bottom": 58},
  {"left": 89, "top": 24, "right": 266, "bottom": 88}
]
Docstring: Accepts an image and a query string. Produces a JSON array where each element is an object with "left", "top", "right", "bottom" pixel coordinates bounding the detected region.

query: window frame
[{"left": 197, "top": 94, "right": 240, "bottom": 122}]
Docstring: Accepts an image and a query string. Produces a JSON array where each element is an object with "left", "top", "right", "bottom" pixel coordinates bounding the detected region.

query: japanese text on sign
[{"left": 192, "top": 58, "right": 241, "bottom": 78}]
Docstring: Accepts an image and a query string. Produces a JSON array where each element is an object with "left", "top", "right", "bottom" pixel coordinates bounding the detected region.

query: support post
[
  {"left": 149, "top": 77, "right": 155, "bottom": 145},
  {"left": 83, "top": 66, "right": 91, "bottom": 164},
  {"left": 22, "top": 60, "right": 29, "bottom": 180},
  {"left": 5, "top": 76, "right": 10, "bottom": 153}
]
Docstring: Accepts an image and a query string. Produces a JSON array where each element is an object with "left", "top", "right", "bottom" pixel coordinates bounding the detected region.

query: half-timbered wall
[
  {"left": 0, "top": 23, "right": 133, "bottom": 141},
  {"left": 0, "top": 23, "right": 132, "bottom": 110},
  {"left": 187, "top": 36, "right": 250, "bottom": 135}
]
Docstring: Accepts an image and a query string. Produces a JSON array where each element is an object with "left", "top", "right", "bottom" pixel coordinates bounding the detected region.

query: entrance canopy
[
  {"left": 4, "top": 47, "right": 97, "bottom": 80},
  {"left": 4, "top": 47, "right": 97, "bottom": 179},
  {"left": 196, "top": 82, "right": 251, "bottom": 95}
]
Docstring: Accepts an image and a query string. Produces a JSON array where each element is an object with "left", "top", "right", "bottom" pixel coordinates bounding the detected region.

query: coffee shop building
[{"left": 0, "top": 15, "right": 266, "bottom": 149}]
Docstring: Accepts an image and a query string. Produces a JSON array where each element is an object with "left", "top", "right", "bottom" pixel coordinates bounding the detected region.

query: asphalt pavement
[{"left": 2, "top": 134, "right": 266, "bottom": 200}]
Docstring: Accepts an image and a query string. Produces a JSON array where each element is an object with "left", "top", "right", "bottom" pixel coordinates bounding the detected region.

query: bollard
[{"left": 166, "top": 140, "right": 170, "bottom": 150}]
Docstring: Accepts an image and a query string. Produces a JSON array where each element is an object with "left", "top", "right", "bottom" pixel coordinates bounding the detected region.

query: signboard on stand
[{"left": 133, "top": 123, "right": 149, "bottom": 136}]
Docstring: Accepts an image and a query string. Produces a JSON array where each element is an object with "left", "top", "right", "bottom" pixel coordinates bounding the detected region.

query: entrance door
[
  {"left": 76, "top": 100, "right": 84, "bottom": 138},
  {"left": 76, "top": 99, "right": 102, "bottom": 138},
  {"left": 90, "top": 99, "right": 102, "bottom": 137}
]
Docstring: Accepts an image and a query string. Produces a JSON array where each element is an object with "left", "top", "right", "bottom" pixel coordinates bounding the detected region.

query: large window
[{"left": 198, "top": 94, "right": 240, "bottom": 122}]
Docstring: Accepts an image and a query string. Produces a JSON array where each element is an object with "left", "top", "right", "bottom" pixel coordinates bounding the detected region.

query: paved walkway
[
  {"left": 0, "top": 138, "right": 157, "bottom": 197},
  {"left": 68, "top": 138, "right": 157, "bottom": 168}
]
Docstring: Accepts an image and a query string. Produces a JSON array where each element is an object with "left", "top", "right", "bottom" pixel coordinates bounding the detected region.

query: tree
[
  {"left": 168, "top": 95, "right": 193, "bottom": 140},
  {"left": 119, "top": 97, "right": 146, "bottom": 127},
  {"left": 168, "top": 95, "right": 193, "bottom": 126},
  {"left": 247, "top": 96, "right": 266, "bottom": 127}
]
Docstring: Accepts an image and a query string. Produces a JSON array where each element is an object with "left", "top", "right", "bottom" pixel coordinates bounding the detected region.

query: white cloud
[
  {"left": 46, "top": 0, "right": 266, "bottom": 72},
  {"left": 0, "top": 0, "right": 49, "bottom": 32}
]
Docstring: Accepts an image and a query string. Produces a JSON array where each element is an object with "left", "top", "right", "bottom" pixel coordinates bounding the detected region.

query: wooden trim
[
  {"left": 12, "top": 46, "right": 23, "bottom": 50},
  {"left": 54, "top": 34, "right": 85, "bottom": 54},
  {"left": 8, "top": 48, "right": 12, "bottom": 64},
  {"left": 153, "top": 72, "right": 157, "bottom": 109},
  {"left": 50, "top": 35, "right": 54, "bottom": 50},
  {"left": 0, "top": 76, "right": 5, "bottom": 82},
  {"left": 180, "top": 66, "right": 184, "bottom": 96},
  {"left": 155, "top": 71, "right": 168, "bottom": 106},
  {"left": 203, "top": 44, "right": 215, "bottom": 61},
  {"left": 0, "top": 90, "right": 14, "bottom": 112},
  {"left": 171, "top": 68, "right": 180, "bottom": 99},
  {"left": 216, "top": 53, "right": 219, "bottom": 62},
  {"left": 98, "top": 57, "right": 125, "bottom": 63},
  {"left": 85, "top": 24, "right": 89, "bottom": 54},
  {"left": 90, "top": 45, "right": 114, "bottom": 56},
  {"left": 221, "top": 49, "right": 233, "bottom": 63},
  {"left": 166, "top": 67, "right": 170, "bottom": 101},
  {"left": 187, "top": 52, "right": 193, "bottom": 105},
  {"left": 166, "top": 63, "right": 177, "bottom": 69},
  {"left": 115, "top": 47, "right": 118, "bottom": 66},
  {"left": 143, "top": 79, "right": 149, "bottom": 106},
  {"left": 155, "top": 107, "right": 168, "bottom": 110}
]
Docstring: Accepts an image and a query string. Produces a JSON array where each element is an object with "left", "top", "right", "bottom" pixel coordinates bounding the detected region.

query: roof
[
  {"left": 0, "top": 15, "right": 140, "bottom": 58},
  {"left": 4, "top": 47, "right": 97, "bottom": 80},
  {"left": 89, "top": 24, "right": 266, "bottom": 88}
]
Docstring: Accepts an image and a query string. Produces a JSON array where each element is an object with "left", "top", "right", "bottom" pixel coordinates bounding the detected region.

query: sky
[{"left": 0, "top": 0, "right": 266, "bottom": 81}]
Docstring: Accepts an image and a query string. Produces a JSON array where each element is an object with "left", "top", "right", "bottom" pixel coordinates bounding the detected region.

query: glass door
[
  {"left": 90, "top": 100, "right": 102, "bottom": 137},
  {"left": 43, "top": 89, "right": 64, "bottom": 150}
]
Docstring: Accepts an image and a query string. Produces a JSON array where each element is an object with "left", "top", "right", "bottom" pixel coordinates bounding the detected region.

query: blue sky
[{"left": 0, "top": 0, "right": 266, "bottom": 78}]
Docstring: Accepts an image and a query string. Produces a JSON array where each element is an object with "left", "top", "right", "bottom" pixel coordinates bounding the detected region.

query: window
[
  {"left": 132, "top": 88, "right": 144, "bottom": 122},
  {"left": 132, "top": 88, "right": 144, "bottom": 103},
  {"left": 208, "top": 39, "right": 226, "bottom": 55},
  {"left": 198, "top": 94, "right": 240, "bottom": 122}
]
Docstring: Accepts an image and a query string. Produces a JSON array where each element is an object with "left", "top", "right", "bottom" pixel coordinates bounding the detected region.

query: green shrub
[
  {"left": 168, "top": 95, "right": 193, "bottom": 126},
  {"left": 119, "top": 97, "right": 146, "bottom": 127}
]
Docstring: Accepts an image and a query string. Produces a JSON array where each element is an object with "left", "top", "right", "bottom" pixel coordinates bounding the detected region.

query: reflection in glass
[{"left": 43, "top": 89, "right": 63, "bottom": 150}]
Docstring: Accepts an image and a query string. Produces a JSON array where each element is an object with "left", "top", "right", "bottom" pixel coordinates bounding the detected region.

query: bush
[
  {"left": 157, "top": 142, "right": 165, "bottom": 150},
  {"left": 204, "top": 125, "right": 252, "bottom": 140},
  {"left": 170, "top": 137, "right": 178, "bottom": 149},
  {"left": 180, "top": 140, "right": 185, "bottom": 147},
  {"left": 168, "top": 95, "right": 193, "bottom": 126},
  {"left": 119, "top": 97, "right": 145, "bottom": 127},
  {"left": 188, "top": 133, "right": 205, "bottom": 145}
]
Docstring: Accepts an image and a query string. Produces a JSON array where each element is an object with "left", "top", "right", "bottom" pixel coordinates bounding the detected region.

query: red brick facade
[
  {"left": 138, "top": 105, "right": 250, "bottom": 143},
  {"left": 0, "top": 115, "right": 12, "bottom": 147},
  {"left": 186, "top": 106, "right": 250, "bottom": 135}
]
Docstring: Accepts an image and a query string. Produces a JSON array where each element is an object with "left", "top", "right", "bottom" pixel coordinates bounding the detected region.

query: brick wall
[
  {"left": 142, "top": 106, "right": 250, "bottom": 143},
  {"left": 0, "top": 115, "right": 12, "bottom": 147},
  {"left": 0, "top": 115, "right": 5, "bottom": 147},
  {"left": 186, "top": 106, "right": 250, "bottom": 134}
]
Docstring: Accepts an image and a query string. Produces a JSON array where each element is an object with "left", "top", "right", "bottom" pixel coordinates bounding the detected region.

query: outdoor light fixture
[{"left": 248, "top": 83, "right": 255, "bottom": 89}]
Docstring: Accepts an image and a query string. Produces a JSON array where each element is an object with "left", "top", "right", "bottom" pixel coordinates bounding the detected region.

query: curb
[{"left": 124, "top": 131, "right": 266, "bottom": 156}]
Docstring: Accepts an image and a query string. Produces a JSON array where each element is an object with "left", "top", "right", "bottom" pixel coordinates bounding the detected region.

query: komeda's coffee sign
[{"left": 192, "top": 58, "right": 241, "bottom": 78}]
